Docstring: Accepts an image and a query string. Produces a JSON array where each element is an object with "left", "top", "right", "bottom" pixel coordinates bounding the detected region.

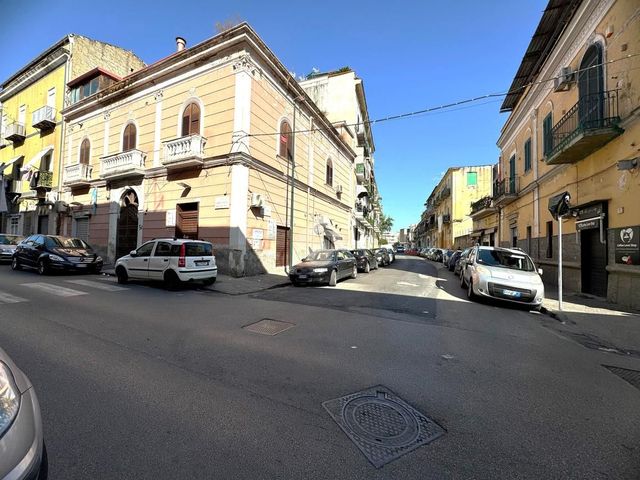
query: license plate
[
  {"left": 76, "top": 264, "right": 87, "bottom": 268},
  {"left": 503, "top": 289, "right": 521, "bottom": 298},
  {"left": 195, "top": 260, "right": 209, "bottom": 266},
  {"left": 298, "top": 275, "right": 308, "bottom": 279}
]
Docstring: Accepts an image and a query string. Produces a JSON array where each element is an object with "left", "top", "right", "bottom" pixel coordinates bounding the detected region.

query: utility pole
[{"left": 558, "top": 214, "right": 563, "bottom": 311}]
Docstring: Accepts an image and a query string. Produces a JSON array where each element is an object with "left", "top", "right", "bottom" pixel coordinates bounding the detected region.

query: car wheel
[
  {"left": 467, "top": 278, "right": 476, "bottom": 300},
  {"left": 351, "top": 265, "right": 357, "bottom": 279},
  {"left": 116, "top": 266, "right": 128, "bottom": 284},
  {"left": 92, "top": 265, "right": 102, "bottom": 275},
  {"left": 328, "top": 269, "right": 337, "bottom": 287},
  {"left": 202, "top": 277, "right": 216, "bottom": 286},
  {"left": 364, "top": 261, "right": 370, "bottom": 273},
  {"left": 37, "top": 259, "right": 48, "bottom": 276},
  {"left": 164, "top": 270, "right": 181, "bottom": 290},
  {"left": 11, "top": 256, "right": 21, "bottom": 271}
]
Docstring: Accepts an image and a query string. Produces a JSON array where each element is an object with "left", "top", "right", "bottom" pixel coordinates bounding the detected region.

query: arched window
[
  {"left": 578, "top": 43, "right": 604, "bottom": 128},
  {"left": 181, "top": 102, "right": 201, "bottom": 136},
  {"left": 279, "top": 120, "right": 292, "bottom": 160},
  {"left": 325, "top": 158, "right": 333, "bottom": 186},
  {"left": 122, "top": 123, "right": 137, "bottom": 151},
  {"left": 79, "top": 139, "right": 90, "bottom": 165}
]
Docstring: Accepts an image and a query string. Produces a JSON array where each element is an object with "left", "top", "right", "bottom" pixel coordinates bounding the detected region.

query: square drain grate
[
  {"left": 603, "top": 365, "right": 640, "bottom": 390},
  {"left": 243, "top": 318, "right": 295, "bottom": 336},
  {"left": 323, "top": 385, "right": 445, "bottom": 468}
]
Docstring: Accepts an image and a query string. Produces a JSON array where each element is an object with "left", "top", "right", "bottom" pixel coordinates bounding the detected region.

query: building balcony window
[
  {"left": 5, "top": 123, "right": 26, "bottom": 142},
  {"left": 32, "top": 106, "right": 56, "bottom": 130},
  {"left": 470, "top": 195, "right": 497, "bottom": 219},
  {"left": 546, "top": 90, "right": 623, "bottom": 165},
  {"left": 30, "top": 170, "right": 53, "bottom": 192},
  {"left": 493, "top": 178, "right": 519, "bottom": 207},
  {"left": 162, "top": 135, "right": 206, "bottom": 170},
  {"left": 100, "top": 149, "right": 146, "bottom": 180},
  {"left": 64, "top": 163, "right": 93, "bottom": 187}
]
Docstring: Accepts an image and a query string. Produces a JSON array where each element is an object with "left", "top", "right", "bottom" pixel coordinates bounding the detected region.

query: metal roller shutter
[{"left": 76, "top": 217, "right": 89, "bottom": 242}]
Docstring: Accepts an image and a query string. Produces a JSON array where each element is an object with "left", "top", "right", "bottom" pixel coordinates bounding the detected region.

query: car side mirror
[
  {"left": 129, "top": 250, "right": 138, "bottom": 257},
  {"left": 302, "top": 257, "right": 307, "bottom": 262},
  {"left": 538, "top": 268, "right": 543, "bottom": 276}
]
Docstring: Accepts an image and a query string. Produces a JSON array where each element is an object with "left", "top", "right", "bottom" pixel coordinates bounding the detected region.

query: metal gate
[
  {"left": 276, "top": 226, "right": 290, "bottom": 267},
  {"left": 75, "top": 217, "right": 89, "bottom": 242},
  {"left": 116, "top": 190, "right": 139, "bottom": 260}
]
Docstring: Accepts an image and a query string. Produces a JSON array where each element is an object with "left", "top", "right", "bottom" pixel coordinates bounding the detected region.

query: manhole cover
[
  {"left": 323, "top": 385, "right": 445, "bottom": 468},
  {"left": 243, "top": 318, "right": 295, "bottom": 336},
  {"left": 603, "top": 365, "right": 640, "bottom": 390}
]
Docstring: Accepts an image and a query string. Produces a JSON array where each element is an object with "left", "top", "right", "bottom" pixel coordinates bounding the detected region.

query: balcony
[
  {"left": 64, "top": 163, "right": 93, "bottom": 187},
  {"left": 493, "top": 178, "right": 519, "bottom": 207},
  {"left": 470, "top": 195, "right": 497, "bottom": 219},
  {"left": 162, "top": 135, "right": 206, "bottom": 170},
  {"left": 355, "top": 162, "right": 365, "bottom": 182},
  {"left": 32, "top": 106, "right": 56, "bottom": 130},
  {"left": 5, "top": 123, "right": 26, "bottom": 142},
  {"left": 546, "top": 90, "right": 623, "bottom": 165},
  {"left": 100, "top": 149, "right": 145, "bottom": 180},
  {"left": 354, "top": 202, "right": 369, "bottom": 221}
]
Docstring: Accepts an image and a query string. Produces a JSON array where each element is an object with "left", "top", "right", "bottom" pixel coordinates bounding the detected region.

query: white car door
[
  {"left": 147, "top": 241, "right": 172, "bottom": 281},
  {"left": 126, "top": 241, "right": 155, "bottom": 279}
]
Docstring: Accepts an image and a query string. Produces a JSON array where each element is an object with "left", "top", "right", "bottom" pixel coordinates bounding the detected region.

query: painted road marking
[
  {"left": 65, "top": 279, "right": 128, "bottom": 292},
  {"left": 0, "top": 291, "right": 28, "bottom": 304},
  {"left": 20, "top": 283, "right": 88, "bottom": 297},
  {"left": 397, "top": 281, "right": 419, "bottom": 287}
]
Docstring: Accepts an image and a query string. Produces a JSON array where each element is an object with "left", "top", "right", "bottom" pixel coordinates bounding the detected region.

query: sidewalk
[
  {"left": 102, "top": 265, "right": 290, "bottom": 295},
  {"left": 541, "top": 287, "right": 640, "bottom": 359}
]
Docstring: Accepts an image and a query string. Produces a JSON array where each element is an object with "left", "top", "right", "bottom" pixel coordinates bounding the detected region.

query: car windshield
[
  {"left": 351, "top": 250, "right": 365, "bottom": 256},
  {"left": 306, "top": 250, "right": 334, "bottom": 261},
  {"left": 47, "top": 237, "right": 90, "bottom": 249},
  {"left": 477, "top": 249, "right": 535, "bottom": 272},
  {"left": 0, "top": 235, "right": 21, "bottom": 245}
]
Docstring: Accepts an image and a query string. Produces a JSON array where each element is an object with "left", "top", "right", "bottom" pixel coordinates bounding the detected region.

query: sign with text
[
  {"left": 614, "top": 226, "right": 639, "bottom": 265},
  {"left": 165, "top": 210, "right": 176, "bottom": 227},
  {"left": 215, "top": 196, "right": 230, "bottom": 209}
]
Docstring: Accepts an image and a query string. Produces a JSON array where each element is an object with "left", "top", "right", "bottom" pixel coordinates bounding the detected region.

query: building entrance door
[
  {"left": 116, "top": 190, "right": 139, "bottom": 260},
  {"left": 581, "top": 228, "right": 607, "bottom": 297},
  {"left": 37, "top": 215, "right": 49, "bottom": 234},
  {"left": 276, "top": 226, "right": 290, "bottom": 267}
]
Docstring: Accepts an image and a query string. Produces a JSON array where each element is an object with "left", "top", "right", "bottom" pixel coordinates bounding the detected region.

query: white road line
[
  {"left": 397, "top": 281, "right": 419, "bottom": 287},
  {"left": 0, "top": 291, "right": 28, "bottom": 304},
  {"left": 20, "top": 283, "right": 88, "bottom": 297},
  {"left": 65, "top": 279, "right": 128, "bottom": 292}
]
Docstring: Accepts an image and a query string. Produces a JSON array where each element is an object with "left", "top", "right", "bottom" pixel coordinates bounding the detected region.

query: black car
[
  {"left": 289, "top": 249, "right": 357, "bottom": 286},
  {"left": 374, "top": 248, "right": 390, "bottom": 266},
  {"left": 448, "top": 250, "right": 462, "bottom": 271},
  {"left": 350, "top": 249, "right": 378, "bottom": 273},
  {"left": 12, "top": 235, "right": 103, "bottom": 275}
]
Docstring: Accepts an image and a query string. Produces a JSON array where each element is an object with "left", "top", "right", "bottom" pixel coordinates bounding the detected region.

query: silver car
[
  {"left": 0, "top": 234, "right": 22, "bottom": 263},
  {"left": 0, "top": 347, "right": 47, "bottom": 479},
  {"left": 460, "top": 246, "right": 544, "bottom": 310}
]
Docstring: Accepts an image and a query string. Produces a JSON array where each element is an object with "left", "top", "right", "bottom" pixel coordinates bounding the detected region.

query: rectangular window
[
  {"left": 47, "top": 87, "right": 56, "bottom": 108},
  {"left": 9, "top": 217, "right": 19, "bottom": 235},
  {"left": 543, "top": 113, "right": 553, "bottom": 157},
  {"left": 526, "top": 226, "right": 532, "bottom": 255},
  {"left": 511, "top": 226, "right": 518, "bottom": 248},
  {"left": 524, "top": 138, "right": 531, "bottom": 172},
  {"left": 18, "top": 105, "right": 26, "bottom": 125},
  {"left": 467, "top": 171, "right": 477, "bottom": 186},
  {"left": 546, "top": 221, "right": 553, "bottom": 258}
]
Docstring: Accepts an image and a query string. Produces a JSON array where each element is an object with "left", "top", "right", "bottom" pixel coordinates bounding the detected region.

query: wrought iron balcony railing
[{"left": 470, "top": 196, "right": 493, "bottom": 215}]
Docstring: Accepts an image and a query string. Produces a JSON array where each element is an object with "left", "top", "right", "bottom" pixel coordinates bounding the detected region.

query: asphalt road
[{"left": 0, "top": 256, "right": 638, "bottom": 479}]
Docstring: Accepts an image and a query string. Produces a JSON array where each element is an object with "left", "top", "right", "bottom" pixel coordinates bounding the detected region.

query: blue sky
[{"left": 1, "top": 0, "right": 547, "bottom": 231}]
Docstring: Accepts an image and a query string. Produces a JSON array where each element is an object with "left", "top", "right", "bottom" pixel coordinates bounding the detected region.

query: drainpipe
[{"left": 56, "top": 52, "right": 71, "bottom": 235}]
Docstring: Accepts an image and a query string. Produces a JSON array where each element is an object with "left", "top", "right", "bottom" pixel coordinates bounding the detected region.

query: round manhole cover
[{"left": 343, "top": 395, "right": 420, "bottom": 447}]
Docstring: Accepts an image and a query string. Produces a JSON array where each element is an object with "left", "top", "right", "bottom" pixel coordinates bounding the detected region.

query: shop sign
[
  {"left": 614, "top": 226, "right": 640, "bottom": 265},
  {"left": 575, "top": 218, "right": 599, "bottom": 231},
  {"left": 576, "top": 203, "right": 604, "bottom": 220}
]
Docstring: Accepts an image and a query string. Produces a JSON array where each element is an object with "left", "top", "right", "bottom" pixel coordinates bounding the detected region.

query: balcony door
[
  {"left": 578, "top": 44, "right": 604, "bottom": 129},
  {"left": 509, "top": 155, "right": 516, "bottom": 194}
]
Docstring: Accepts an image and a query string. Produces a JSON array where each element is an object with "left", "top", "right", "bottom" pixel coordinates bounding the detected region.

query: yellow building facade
[
  {"left": 61, "top": 25, "right": 361, "bottom": 276},
  {"left": 0, "top": 35, "right": 144, "bottom": 236},
  {"left": 496, "top": 0, "right": 640, "bottom": 308}
]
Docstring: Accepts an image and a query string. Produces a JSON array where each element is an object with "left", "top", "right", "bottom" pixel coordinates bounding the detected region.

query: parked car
[
  {"left": 350, "top": 249, "right": 378, "bottom": 273},
  {"left": 12, "top": 234, "right": 103, "bottom": 275},
  {"left": 460, "top": 245, "right": 545, "bottom": 310},
  {"left": 374, "top": 248, "right": 391, "bottom": 266},
  {"left": 396, "top": 245, "right": 405, "bottom": 253},
  {"left": 289, "top": 249, "right": 356, "bottom": 286},
  {"left": 383, "top": 246, "right": 395, "bottom": 263},
  {"left": 115, "top": 238, "right": 217, "bottom": 288},
  {"left": 442, "top": 249, "right": 453, "bottom": 266},
  {"left": 448, "top": 250, "right": 462, "bottom": 271},
  {"left": 0, "top": 346, "right": 48, "bottom": 480},
  {"left": 431, "top": 249, "right": 443, "bottom": 262},
  {"left": 454, "top": 248, "right": 471, "bottom": 276},
  {"left": 0, "top": 234, "right": 23, "bottom": 263}
]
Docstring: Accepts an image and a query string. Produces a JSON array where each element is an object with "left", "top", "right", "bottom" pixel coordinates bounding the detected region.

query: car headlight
[
  {"left": 0, "top": 248, "right": 7, "bottom": 253},
  {"left": 313, "top": 268, "right": 328, "bottom": 273},
  {"left": 95, "top": 256, "right": 103, "bottom": 262},
  {"left": 0, "top": 362, "right": 20, "bottom": 438},
  {"left": 48, "top": 254, "right": 64, "bottom": 262}
]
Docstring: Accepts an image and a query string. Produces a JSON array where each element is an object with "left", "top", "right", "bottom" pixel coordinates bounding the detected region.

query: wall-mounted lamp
[{"left": 617, "top": 157, "right": 638, "bottom": 171}]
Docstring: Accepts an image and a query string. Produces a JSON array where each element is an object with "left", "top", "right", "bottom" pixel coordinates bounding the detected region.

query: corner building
[
  {"left": 497, "top": 0, "right": 640, "bottom": 308},
  {"left": 61, "top": 24, "right": 358, "bottom": 276}
]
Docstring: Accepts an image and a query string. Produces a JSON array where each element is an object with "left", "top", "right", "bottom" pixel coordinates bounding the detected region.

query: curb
[{"left": 539, "top": 306, "right": 571, "bottom": 324}]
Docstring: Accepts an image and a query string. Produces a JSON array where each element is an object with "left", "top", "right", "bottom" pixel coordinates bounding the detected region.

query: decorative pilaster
[{"left": 153, "top": 90, "right": 163, "bottom": 167}]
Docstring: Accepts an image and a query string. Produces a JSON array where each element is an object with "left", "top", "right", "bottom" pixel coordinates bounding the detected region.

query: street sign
[{"left": 614, "top": 226, "right": 639, "bottom": 265}]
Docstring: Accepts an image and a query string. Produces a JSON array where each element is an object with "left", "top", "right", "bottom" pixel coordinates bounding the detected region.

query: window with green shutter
[
  {"left": 524, "top": 138, "right": 531, "bottom": 172},
  {"left": 467, "top": 171, "right": 477, "bottom": 186},
  {"left": 543, "top": 113, "right": 553, "bottom": 157}
]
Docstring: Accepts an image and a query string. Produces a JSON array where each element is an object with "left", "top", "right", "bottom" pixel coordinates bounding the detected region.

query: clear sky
[{"left": 1, "top": 0, "right": 547, "bottom": 232}]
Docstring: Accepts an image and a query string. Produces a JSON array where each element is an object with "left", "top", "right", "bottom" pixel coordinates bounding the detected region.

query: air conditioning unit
[
  {"left": 336, "top": 184, "right": 343, "bottom": 194},
  {"left": 554, "top": 66, "right": 574, "bottom": 92},
  {"left": 250, "top": 193, "right": 263, "bottom": 207}
]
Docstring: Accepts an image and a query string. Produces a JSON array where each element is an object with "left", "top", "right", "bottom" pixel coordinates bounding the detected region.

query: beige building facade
[
  {"left": 496, "top": 0, "right": 640, "bottom": 307},
  {"left": 61, "top": 24, "right": 361, "bottom": 276}
]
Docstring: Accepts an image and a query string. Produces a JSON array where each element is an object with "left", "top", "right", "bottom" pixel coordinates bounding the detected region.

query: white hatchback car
[{"left": 115, "top": 238, "right": 217, "bottom": 288}]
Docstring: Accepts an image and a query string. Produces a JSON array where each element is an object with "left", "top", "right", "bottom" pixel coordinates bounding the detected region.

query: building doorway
[
  {"left": 116, "top": 189, "right": 139, "bottom": 260},
  {"left": 276, "top": 226, "right": 290, "bottom": 267},
  {"left": 175, "top": 202, "right": 199, "bottom": 239},
  {"left": 37, "top": 215, "right": 49, "bottom": 234},
  {"left": 581, "top": 228, "right": 607, "bottom": 297}
]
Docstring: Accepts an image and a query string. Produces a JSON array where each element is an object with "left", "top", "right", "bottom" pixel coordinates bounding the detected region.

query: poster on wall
[
  {"left": 614, "top": 226, "right": 639, "bottom": 265},
  {"left": 165, "top": 209, "right": 176, "bottom": 227}
]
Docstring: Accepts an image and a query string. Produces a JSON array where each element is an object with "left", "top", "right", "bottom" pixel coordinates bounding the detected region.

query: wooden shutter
[
  {"left": 181, "top": 103, "right": 201, "bottom": 136},
  {"left": 279, "top": 121, "right": 292, "bottom": 160},
  {"left": 276, "top": 226, "right": 290, "bottom": 267},
  {"left": 80, "top": 139, "right": 90, "bottom": 165},
  {"left": 176, "top": 203, "right": 199, "bottom": 239},
  {"left": 543, "top": 114, "right": 552, "bottom": 156},
  {"left": 123, "top": 124, "right": 136, "bottom": 151}
]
